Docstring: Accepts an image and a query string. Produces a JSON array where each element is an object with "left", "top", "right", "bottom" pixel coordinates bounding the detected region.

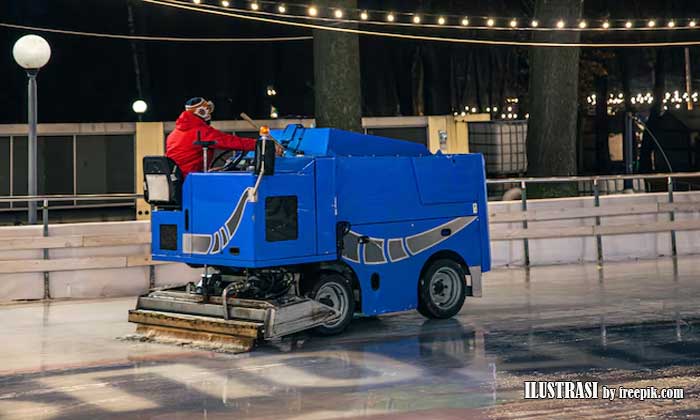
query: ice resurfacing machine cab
[{"left": 130, "top": 125, "right": 491, "bottom": 350}]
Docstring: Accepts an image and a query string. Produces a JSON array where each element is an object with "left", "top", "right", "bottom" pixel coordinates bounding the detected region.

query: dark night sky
[{"left": 3, "top": 0, "right": 700, "bottom": 124}]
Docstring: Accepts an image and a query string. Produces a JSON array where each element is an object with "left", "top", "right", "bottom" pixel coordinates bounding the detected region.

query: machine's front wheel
[
  {"left": 308, "top": 273, "right": 355, "bottom": 336},
  {"left": 417, "top": 259, "right": 466, "bottom": 319}
]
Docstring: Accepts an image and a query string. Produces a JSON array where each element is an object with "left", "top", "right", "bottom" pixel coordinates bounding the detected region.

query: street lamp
[
  {"left": 132, "top": 100, "right": 148, "bottom": 121},
  {"left": 13, "top": 35, "right": 51, "bottom": 225}
]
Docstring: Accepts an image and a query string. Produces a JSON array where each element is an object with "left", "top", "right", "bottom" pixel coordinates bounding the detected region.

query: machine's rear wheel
[
  {"left": 308, "top": 273, "right": 355, "bottom": 335},
  {"left": 417, "top": 259, "right": 466, "bottom": 319}
]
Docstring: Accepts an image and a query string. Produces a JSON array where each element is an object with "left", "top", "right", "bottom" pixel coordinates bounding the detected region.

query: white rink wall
[
  {"left": 0, "top": 191, "right": 699, "bottom": 301},
  {"left": 0, "top": 221, "right": 200, "bottom": 301},
  {"left": 489, "top": 191, "right": 700, "bottom": 266}
]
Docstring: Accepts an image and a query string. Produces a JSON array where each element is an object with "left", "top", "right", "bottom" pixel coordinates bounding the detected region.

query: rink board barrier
[{"left": 0, "top": 191, "right": 699, "bottom": 301}]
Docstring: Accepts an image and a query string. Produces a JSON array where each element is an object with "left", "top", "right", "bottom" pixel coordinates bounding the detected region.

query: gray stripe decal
[
  {"left": 363, "top": 238, "right": 386, "bottom": 265},
  {"left": 388, "top": 238, "right": 409, "bottom": 262},
  {"left": 341, "top": 231, "right": 361, "bottom": 263},
  {"left": 210, "top": 231, "right": 221, "bottom": 254},
  {"left": 224, "top": 188, "right": 252, "bottom": 241},
  {"left": 183, "top": 233, "right": 213, "bottom": 255},
  {"left": 219, "top": 227, "right": 229, "bottom": 245},
  {"left": 405, "top": 216, "right": 476, "bottom": 255}
]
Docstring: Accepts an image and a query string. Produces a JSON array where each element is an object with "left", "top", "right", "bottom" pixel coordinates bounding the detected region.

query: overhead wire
[{"left": 0, "top": 22, "right": 312, "bottom": 42}]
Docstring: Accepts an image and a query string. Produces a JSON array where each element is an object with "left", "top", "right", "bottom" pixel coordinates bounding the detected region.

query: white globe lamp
[
  {"left": 13, "top": 34, "right": 51, "bottom": 70},
  {"left": 132, "top": 100, "right": 148, "bottom": 114}
]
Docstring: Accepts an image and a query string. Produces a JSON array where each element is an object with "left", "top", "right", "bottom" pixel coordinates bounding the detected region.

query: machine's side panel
[
  {"left": 474, "top": 154, "right": 492, "bottom": 273},
  {"left": 187, "top": 173, "right": 257, "bottom": 262},
  {"left": 252, "top": 163, "right": 318, "bottom": 262},
  {"left": 150, "top": 178, "right": 191, "bottom": 263},
  {"left": 411, "top": 154, "right": 483, "bottom": 205},
  {"left": 335, "top": 157, "right": 473, "bottom": 225},
  {"left": 341, "top": 217, "right": 483, "bottom": 315},
  {"left": 335, "top": 154, "right": 489, "bottom": 315},
  {"left": 314, "top": 158, "right": 338, "bottom": 257},
  {"left": 151, "top": 210, "right": 188, "bottom": 262}
]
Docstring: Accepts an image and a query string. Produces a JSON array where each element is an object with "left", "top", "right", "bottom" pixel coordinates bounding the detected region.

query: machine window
[{"left": 265, "top": 196, "right": 298, "bottom": 242}]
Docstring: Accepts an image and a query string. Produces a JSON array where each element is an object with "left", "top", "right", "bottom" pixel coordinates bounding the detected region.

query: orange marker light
[{"left": 259, "top": 126, "right": 270, "bottom": 136}]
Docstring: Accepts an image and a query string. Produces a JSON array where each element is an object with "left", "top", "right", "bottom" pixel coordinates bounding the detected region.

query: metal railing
[
  {"left": 0, "top": 193, "right": 142, "bottom": 227},
  {"left": 486, "top": 172, "right": 700, "bottom": 265}
]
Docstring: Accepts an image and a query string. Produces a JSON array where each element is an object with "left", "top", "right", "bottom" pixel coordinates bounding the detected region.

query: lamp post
[{"left": 13, "top": 35, "right": 51, "bottom": 224}]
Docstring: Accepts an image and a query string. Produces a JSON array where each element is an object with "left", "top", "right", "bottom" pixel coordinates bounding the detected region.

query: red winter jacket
[{"left": 166, "top": 111, "right": 257, "bottom": 178}]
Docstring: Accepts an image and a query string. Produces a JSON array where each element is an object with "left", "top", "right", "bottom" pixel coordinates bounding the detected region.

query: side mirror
[{"left": 254, "top": 139, "right": 276, "bottom": 175}]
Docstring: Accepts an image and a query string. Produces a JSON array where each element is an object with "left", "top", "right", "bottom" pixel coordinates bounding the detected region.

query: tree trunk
[
  {"left": 527, "top": 0, "right": 583, "bottom": 184},
  {"left": 411, "top": 46, "right": 425, "bottom": 116},
  {"left": 313, "top": 0, "right": 362, "bottom": 132}
]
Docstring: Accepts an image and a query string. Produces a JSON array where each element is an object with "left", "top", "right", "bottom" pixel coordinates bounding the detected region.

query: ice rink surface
[{"left": 1, "top": 256, "right": 699, "bottom": 419}]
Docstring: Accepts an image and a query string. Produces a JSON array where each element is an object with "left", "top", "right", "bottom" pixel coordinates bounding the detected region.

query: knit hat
[{"left": 185, "top": 97, "right": 215, "bottom": 121}]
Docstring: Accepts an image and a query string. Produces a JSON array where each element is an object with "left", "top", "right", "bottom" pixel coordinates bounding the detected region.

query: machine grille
[{"left": 160, "top": 224, "right": 178, "bottom": 250}]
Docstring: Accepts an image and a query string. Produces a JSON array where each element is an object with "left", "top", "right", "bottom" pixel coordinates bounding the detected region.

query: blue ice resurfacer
[{"left": 130, "top": 125, "right": 490, "bottom": 350}]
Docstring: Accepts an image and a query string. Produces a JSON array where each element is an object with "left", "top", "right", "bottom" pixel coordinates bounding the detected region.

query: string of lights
[
  {"left": 184, "top": 0, "right": 699, "bottom": 32},
  {"left": 0, "top": 22, "right": 312, "bottom": 42},
  {"left": 142, "top": 0, "right": 700, "bottom": 48},
  {"left": 587, "top": 90, "right": 699, "bottom": 111}
]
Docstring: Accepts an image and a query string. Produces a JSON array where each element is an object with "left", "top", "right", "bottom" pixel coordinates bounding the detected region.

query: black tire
[
  {"left": 308, "top": 273, "right": 355, "bottom": 336},
  {"left": 417, "top": 259, "right": 466, "bottom": 319}
]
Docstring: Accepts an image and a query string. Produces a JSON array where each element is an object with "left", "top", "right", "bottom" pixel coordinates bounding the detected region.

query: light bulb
[
  {"left": 334, "top": 9, "right": 343, "bottom": 18},
  {"left": 387, "top": 13, "right": 395, "bottom": 22},
  {"left": 556, "top": 20, "right": 565, "bottom": 29},
  {"left": 413, "top": 15, "right": 421, "bottom": 24},
  {"left": 132, "top": 100, "right": 148, "bottom": 114},
  {"left": 308, "top": 6, "right": 317, "bottom": 16},
  {"left": 438, "top": 17, "right": 446, "bottom": 25},
  {"left": 486, "top": 18, "right": 495, "bottom": 27},
  {"left": 602, "top": 21, "right": 610, "bottom": 29},
  {"left": 360, "top": 11, "right": 368, "bottom": 20},
  {"left": 461, "top": 18, "right": 469, "bottom": 26},
  {"left": 531, "top": 20, "right": 539, "bottom": 27},
  {"left": 510, "top": 19, "right": 517, "bottom": 28},
  {"left": 278, "top": 5, "right": 286, "bottom": 13}
]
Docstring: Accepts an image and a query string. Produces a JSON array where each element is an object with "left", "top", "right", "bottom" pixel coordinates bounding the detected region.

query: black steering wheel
[
  {"left": 222, "top": 151, "right": 247, "bottom": 171},
  {"left": 209, "top": 150, "right": 230, "bottom": 170},
  {"left": 210, "top": 151, "right": 251, "bottom": 172}
]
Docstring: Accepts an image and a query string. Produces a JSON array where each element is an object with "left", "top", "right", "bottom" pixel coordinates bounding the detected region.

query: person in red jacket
[{"left": 166, "top": 97, "right": 273, "bottom": 177}]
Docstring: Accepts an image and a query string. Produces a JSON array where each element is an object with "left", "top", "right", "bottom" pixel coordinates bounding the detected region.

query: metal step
[{"left": 128, "top": 287, "right": 338, "bottom": 351}]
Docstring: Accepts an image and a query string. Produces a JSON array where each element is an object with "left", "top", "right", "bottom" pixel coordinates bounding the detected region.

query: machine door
[
  {"left": 253, "top": 168, "right": 317, "bottom": 262},
  {"left": 186, "top": 173, "right": 257, "bottom": 261}
]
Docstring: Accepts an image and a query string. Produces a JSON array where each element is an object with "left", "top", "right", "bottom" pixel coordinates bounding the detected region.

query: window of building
[{"left": 0, "top": 137, "right": 9, "bottom": 209}]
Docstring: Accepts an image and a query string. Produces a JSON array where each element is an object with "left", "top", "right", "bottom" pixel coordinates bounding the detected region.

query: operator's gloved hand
[{"left": 275, "top": 143, "right": 284, "bottom": 156}]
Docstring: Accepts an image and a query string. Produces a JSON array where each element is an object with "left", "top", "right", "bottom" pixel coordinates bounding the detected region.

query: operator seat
[{"left": 143, "top": 156, "right": 183, "bottom": 209}]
